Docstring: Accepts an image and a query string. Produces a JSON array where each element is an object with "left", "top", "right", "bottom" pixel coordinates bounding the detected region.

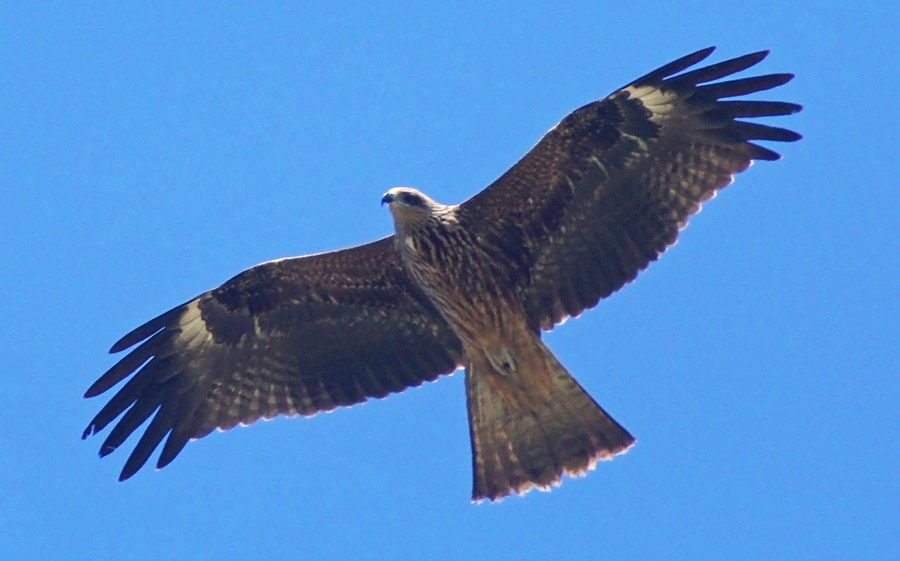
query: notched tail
[{"left": 465, "top": 338, "right": 634, "bottom": 502}]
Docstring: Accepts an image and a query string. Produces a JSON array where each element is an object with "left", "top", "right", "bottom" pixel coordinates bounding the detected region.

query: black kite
[{"left": 83, "top": 47, "right": 801, "bottom": 501}]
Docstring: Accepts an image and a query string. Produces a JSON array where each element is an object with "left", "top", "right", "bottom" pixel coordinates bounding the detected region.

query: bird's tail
[{"left": 465, "top": 335, "right": 634, "bottom": 502}]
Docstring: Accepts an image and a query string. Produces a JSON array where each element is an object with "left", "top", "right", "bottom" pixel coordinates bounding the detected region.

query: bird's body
[
  {"left": 83, "top": 47, "right": 802, "bottom": 501},
  {"left": 384, "top": 188, "right": 634, "bottom": 498},
  {"left": 388, "top": 195, "right": 519, "bottom": 346}
]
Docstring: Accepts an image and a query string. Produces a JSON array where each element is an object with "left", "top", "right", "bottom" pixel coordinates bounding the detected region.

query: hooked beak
[{"left": 381, "top": 192, "right": 394, "bottom": 205}]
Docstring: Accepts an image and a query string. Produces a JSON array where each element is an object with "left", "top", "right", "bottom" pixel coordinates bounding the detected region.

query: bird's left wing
[
  {"left": 83, "top": 236, "right": 463, "bottom": 481},
  {"left": 458, "top": 47, "right": 801, "bottom": 331}
]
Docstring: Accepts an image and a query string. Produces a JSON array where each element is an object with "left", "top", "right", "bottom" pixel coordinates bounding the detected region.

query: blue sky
[{"left": 3, "top": 2, "right": 897, "bottom": 560}]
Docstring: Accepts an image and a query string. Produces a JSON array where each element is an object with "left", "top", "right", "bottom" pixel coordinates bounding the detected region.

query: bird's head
[
  {"left": 381, "top": 187, "right": 434, "bottom": 208},
  {"left": 381, "top": 187, "right": 445, "bottom": 228}
]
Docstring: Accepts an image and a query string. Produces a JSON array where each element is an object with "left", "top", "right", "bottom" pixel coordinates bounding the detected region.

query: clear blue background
[{"left": 3, "top": 2, "right": 897, "bottom": 560}]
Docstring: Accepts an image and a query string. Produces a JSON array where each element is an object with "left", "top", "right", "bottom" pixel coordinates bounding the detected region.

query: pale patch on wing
[
  {"left": 622, "top": 85, "right": 680, "bottom": 120},
  {"left": 176, "top": 299, "right": 212, "bottom": 350}
]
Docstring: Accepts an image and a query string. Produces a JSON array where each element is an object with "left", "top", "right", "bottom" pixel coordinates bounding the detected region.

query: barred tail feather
[{"left": 465, "top": 338, "right": 634, "bottom": 502}]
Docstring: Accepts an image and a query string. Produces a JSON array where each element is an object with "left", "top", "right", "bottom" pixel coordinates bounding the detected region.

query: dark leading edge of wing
[
  {"left": 83, "top": 238, "right": 463, "bottom": 481},
  {"left": 459, "top": 47, "right": 801, "bottom": 331}
]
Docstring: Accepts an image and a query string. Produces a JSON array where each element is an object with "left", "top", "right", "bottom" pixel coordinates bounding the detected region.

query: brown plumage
[{"left": 83, "top": 47, "right": 801, "bottom": 501}]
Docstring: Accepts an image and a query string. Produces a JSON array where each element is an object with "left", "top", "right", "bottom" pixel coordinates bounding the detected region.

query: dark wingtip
[
  {"left": 84, "top": 383, "right": 105, "bottom": 399},
  {"left": 697, "top": 73, "right": 796, "bottom": 99},
  {"left": 774, "top": 73, "right": 795, "bottom": 87},
  {"left": 118, "top": 454, "right": 141, "bottom": 481},
  {"left": 747, "top": 143, "right": 782, "bottom": 161},
  {"left": 746, "top": 49, "right": 770, "bottom": 63},
  {"left": 722, "top": 49, "right": 769, "bottom": 73},
  {"left": 783, "top": 102, "right": 803, "bottom": 115},
  {"left": 98, "top": 442, "right": 117, "bottom": 458},
  {"left": 716, "top": 49, "right": 770, "bottom": 76},
  {"left": 110, "top": 327, "right": 154, "bottom": 354},
  {"left": 109, "top": 303, "right": 187, "bottom": 353},
  {"left": 628, "top": 46, "right": 716, "bottom": 87},
  {"left": 735, "top": 121, "right": 803, "bottom": 142},
  {"left": 157, "top": 433, "right": 190, "bottom": 470},
  {"left": 110, "top": 329, "right": 143, "bottom": 354},
  {"left": 119, "top": 453, "right": 146, "bottom": 481},
  {"left": 695, "top": 46, "right": 716, "bottom": 59}
]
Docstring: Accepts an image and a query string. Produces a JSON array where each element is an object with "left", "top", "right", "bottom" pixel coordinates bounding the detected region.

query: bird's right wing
[
  {"left": 458, "top": 48, "right": 801, "bottom": 331},
  {"left": 83, "top": 236, "right": 463, "bottom": 481}
]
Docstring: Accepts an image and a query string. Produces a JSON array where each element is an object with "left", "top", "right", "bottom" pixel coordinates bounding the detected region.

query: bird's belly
[{"left": 406, "top": 252, "right": 525, "bottom": 347}]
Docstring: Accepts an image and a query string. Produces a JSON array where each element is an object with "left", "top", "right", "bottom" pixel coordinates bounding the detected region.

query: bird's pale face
[
  {"left": 381, "top": 187, "right": 430, "bottom": 209},
  {"left": 381, "top": 187, "right": 438, "bottom": 226}
]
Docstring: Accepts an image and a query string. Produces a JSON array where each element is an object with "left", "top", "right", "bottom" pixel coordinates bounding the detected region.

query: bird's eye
[{"left": 402, "top": 193, "right": 420, "bottom": 206}]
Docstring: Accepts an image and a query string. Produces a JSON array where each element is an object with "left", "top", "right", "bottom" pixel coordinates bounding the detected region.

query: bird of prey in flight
[{"left": 83, "top": 47, "right": 801, "bottom": 501}]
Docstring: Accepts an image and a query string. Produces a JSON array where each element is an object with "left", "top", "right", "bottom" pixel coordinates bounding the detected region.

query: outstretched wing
[
  {"left": 458, "top": 47, "right": 802, "bottom": 330},
  {"left": 83, "top": 236, "right": 463, "bottom": 480}
]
